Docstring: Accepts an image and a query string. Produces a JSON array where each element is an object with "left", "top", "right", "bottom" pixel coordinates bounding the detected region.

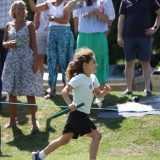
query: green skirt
[{"left": 76, "top": 32, "right": 109, "bottom": 84}]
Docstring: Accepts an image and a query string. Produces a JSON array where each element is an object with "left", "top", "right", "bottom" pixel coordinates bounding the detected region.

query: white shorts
[{"left": 36, "top": 30, "right": 48, "bottom": 54}]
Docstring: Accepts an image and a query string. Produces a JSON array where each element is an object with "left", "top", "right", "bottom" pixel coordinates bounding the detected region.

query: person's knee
[
  {"left": 140, "top": 61, "right": 151, "bottom": 68},
  {"left": 92, "top": 131, "right": 102, "bottom": 141},
  {"left": 126, "top": 60, "right": 135, "bottom": 68},
  {"left": 97, "top": 132, "right": 102, "bottom": 141}
]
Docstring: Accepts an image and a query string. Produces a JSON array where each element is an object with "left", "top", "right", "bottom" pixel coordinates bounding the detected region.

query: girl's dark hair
[{"left": 66, "top": 48, "right": 94, "bottom": 82}]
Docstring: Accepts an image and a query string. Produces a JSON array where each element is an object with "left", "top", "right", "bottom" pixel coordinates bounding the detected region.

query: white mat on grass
[
  {"left": 113, "top": 102, "right": 153, "bottom": 112},
  {"left": 98, "top": 95, "right": 160, "bottom": 118}
]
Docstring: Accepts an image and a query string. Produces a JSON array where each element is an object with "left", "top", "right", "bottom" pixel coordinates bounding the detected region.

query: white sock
[{"left": 39, "top": 150, "right": 46, "bottom": 160}]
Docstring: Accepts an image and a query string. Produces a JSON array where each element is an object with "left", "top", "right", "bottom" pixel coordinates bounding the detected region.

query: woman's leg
[
  {"left": 38, "top": 54, "right": 45, "bottom": 79},
  {"left": 46, "top": 29, "right": 58, "bottom": 96},
  {"left": 58, "top": 29, "right": 74, "bottom": 86},
  {"left": 4, "top": 95, "right": 17, "bottom": 128},
  {"left": 27, "top": 96, "right": 38, "bottom": 130},
  {"left": 87, "top": 129, "right": 102, "bottom": 160}
]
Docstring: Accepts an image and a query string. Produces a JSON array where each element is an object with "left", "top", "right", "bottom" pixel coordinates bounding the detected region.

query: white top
[
  {"left": 36, "top": 0, "right": 50, "bottom": 31},
  {"left": 68, "top": 74, "right": 100, "bottom": 114},
  {"left": 47, "top": 0, "right": 70, "bottom": 27},
  {"left": 72, "top": 0, "right": 115, "bottom": 33}
]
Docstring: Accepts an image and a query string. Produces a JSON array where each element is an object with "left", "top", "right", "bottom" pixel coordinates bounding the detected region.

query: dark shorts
[
  {"left": 124, "top": 37, "right": 151, "bottom": 61},
  {"left": 62, "top": 110, "right": 97, "bottom": 139}
]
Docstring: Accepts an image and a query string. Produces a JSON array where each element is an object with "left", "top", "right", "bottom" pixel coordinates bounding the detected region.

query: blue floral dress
[{"left": 2, "top": 21, "right": 44, "bottom": 96}]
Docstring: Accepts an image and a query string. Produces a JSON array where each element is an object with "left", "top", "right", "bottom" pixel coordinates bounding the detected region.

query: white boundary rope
[
  {"left": 0, "top": 101, "right": 160, "bottom": 112},
  {"left": 0, "top": 101, "right": 107, "bottom": 110}
]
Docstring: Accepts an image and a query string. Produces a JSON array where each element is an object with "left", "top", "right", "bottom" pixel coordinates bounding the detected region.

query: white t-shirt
[
  {"left": 68, "top": 74, "right": 100, "bottom": 114},
  {"left": 47, "top": 0, "right": 70, "bottom": 27}
]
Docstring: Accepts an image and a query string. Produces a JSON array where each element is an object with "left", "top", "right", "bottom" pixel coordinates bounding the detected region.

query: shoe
[
  {"left": 144, "top": 90, "right": 153, "bottom": 96},
  {"left": 32, "top": 151, "right": 41, "bottom": 160},
  {"left": 44, "top": 90, "right": 48, "bottom": 96},
  {"left": 44, "top": 93, "right": 54, "bottom": 100},
  {"left": 121, "top": 90, "right": 132, "bottom": 95},
  {"left": 93, "top": 98, "right": 104, "bottom": 104}
]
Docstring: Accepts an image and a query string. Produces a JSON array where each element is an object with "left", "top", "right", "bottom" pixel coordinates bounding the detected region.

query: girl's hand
[
  {"left": 103, "top": 84, "right": 111, "bottom": 94},
  {"left": 32, "top": 60, "right": 38, "bottom": 73},
  {"left": 69, "top": 103, "right": 77, "bottom": 112}
]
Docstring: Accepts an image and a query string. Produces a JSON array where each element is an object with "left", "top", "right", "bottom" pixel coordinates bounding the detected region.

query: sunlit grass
[{"left": 0, "top": 91, "right": 160, "bottom": 160}]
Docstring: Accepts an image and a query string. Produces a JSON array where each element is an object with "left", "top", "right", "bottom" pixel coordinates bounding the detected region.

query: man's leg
[
  {"left": 138, "top": 37, "right": 152, "bottom": 94},
  {"left": 141, "top": 61, "right": 152, "bottom": 92},
  {"left": 124, "top": 60, "right": 135, "bottom": 92}
]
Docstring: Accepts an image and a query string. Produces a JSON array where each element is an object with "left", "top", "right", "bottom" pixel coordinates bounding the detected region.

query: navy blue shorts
[
  {"left": 62, "top": 110, "right": 97, "bottom": 139},
  {"left": 124, "top": 37, "right": 151, "bottom": 61}
]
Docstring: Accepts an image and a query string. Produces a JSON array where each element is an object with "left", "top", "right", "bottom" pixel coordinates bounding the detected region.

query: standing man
[
  {"left": 0, "top": 0, "right": 15, "bottom": 111},
  {"left": 117, "top": 0, "right": 160, "bottom": 96}
]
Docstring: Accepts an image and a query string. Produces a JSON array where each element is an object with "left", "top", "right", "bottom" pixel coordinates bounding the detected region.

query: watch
[{"left": 51, "top": 16, "right": 55, "bottom": 21}]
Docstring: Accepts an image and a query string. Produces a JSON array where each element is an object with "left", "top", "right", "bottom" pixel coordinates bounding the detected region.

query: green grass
[{"left": 0, "top": 91, "right": 160, "bottom": 160}]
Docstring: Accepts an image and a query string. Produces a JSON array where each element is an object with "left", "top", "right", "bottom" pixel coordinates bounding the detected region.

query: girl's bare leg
[
  {"left": 88, "top": 129, "right": 102, "bottom": 160},
  {"left": 43, "top": 133, "right": 74, "bottom": 155}
]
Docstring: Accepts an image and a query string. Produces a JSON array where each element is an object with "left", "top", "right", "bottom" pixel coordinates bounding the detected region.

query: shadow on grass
[
  {"left": 0, "top": 97, "right": 59, "bottom": 153},
  {"left": 0, "top": 92, "right": 147, "bottom": 153},
  {"left": 0, "top": 154, "right": 11, "bottom": 158},
  {"left": 90, "top": 93, "right": 130, "bottom": 130},
  {"left": 90, "top": 93, "right": 147, "bottom": 130},
  {"left": 0, "top": 99, "right": 57, "bottom": 153},
  {"left": 48, "top": 93, "right": 67, "bottom": 107},
  {"left": 0, "top": 99, "right": 37, "bottom": 122},
  {"left": 6, "top": 120, "right": 56, "bottom": 152}
]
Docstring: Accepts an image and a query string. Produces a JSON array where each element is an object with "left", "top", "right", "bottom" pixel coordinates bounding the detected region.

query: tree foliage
[{"left": 23, "top": 0, "right": 36, "bottom": 20}]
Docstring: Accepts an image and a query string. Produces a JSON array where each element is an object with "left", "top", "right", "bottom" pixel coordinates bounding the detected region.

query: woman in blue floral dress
[{"left": 2, "top": 1, "right": 44, "bottom": 130}]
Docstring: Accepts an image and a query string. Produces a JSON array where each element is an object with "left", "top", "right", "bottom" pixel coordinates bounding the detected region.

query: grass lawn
[{"left": 0, "top": 91, "right": 160, "bottom": 160}]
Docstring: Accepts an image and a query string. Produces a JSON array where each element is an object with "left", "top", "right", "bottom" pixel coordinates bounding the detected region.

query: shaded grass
[{"left": 0, "top": 91, "right": 160, "bottom": 160}]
